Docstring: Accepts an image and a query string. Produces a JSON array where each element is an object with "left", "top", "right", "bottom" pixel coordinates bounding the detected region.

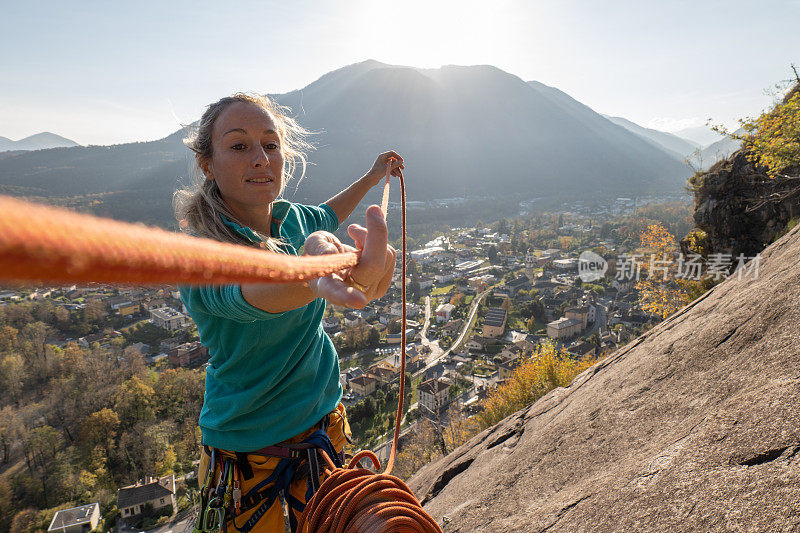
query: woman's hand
[
  {"left": 305, "top": 205, "right": 396, "bottom": 308},
  {"left": 362, "top": 151, "right": 405, "bottom": 187}
]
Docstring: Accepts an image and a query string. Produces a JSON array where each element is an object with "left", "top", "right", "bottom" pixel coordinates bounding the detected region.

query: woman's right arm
[
  {"left": 240, "top": 280, "right": 317, "bottom": 313},
  {"left": 241, "top": 205, "right": 395, "bottom": 311}
]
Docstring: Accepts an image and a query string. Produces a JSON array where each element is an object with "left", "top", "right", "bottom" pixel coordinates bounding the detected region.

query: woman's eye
[
  {"left": 231, "top": 143, "right": 246, "bottom": 150},
  {"left": 264, "top": 143, "right": 279, "bottom": 150}
]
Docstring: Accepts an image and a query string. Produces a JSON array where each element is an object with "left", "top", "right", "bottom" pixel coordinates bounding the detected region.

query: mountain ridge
[
  {"left": 0, "top": 132, "right": 80, "bottom": 152},
  {"left": 0, "top": 60, "right": 691, "bottom": 226}
]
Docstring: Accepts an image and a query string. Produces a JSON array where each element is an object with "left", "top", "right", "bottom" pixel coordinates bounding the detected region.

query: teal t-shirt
[{"left": 179, "top": 200, "right": 342, "bottom": 451}]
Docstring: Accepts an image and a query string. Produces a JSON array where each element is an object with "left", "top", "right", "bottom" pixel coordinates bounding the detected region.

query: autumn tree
[
  {"left": 634, "top": 223, "right": 698, "bottom": 319},
  {"left": 478, "top": 341, "right": 595, "bottom": 429},
  {"left": 0, "top": 405, "right": 22, "bottom": 464},
  {"left": 722, "top": 81, "right": 800, "bottom": 176},
  {"left": 449, "top": 293, "right": 465, "bottom": 307},
  {"left": 21, "top": 425, "right": 63, "bottom": 507},
  {"left": 0, "top": 325, "right": 18, "bottom": 352},
  {"left": 0, "top": 352, "right": 25, "bottom": 402},
  {"left": 393, "top": 405, "right": 477, "bottom": 480},
  {"left": 80, "top": 408, "right": 121, "bottom": 455},
  {"left": 114, "top": 376, "right": 156, "bottom": 428}
]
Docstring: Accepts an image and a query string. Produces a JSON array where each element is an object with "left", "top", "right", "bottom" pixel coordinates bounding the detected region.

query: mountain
[
  {"left": 605, "top": 116, "right": 699, "bottom": 159},
  {"left": 273, "top": 63, "right": 690, "bottom": 200},
  {"left": 698, "top": 129, "right": 744, "bottom": 167},
  {"left": 0, "top": 61, "right": 691, "bottom": 226},
  {"left": 673, "top": 125, "right": 725, "bottom": 148},
  {"left": 0, "top": 132, "right": 80, "bottom": 152},
  {"left": 409, "top": 224, "right": 800, "bottom": 531},
  {"left": 604, "top": 116, "right": 743, "bottom": 169}
]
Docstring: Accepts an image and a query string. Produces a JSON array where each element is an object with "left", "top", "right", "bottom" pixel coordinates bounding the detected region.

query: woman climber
[{"left": 174, "top": 92, "right": 403, "bottom": 532}]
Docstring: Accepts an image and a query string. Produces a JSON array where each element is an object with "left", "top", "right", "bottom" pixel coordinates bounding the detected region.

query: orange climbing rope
[
  {"left": 0, "top": 195, "right": 359, "bottom": 286},
  {"left": 0, "top": 163, "right": 443, "bottom": 532},
  {"left": 297, "top": 165, "right": 442, "bottom": 533}
]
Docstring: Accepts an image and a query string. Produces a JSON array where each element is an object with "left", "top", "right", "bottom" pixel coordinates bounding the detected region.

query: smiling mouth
[{"left": 246, "top": 178, "right": 273, "bottom": 183}]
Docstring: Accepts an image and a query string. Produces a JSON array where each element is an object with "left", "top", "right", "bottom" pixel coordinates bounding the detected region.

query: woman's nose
[{"left": 252, "top": 146, "right": 269, "bottom": 167}]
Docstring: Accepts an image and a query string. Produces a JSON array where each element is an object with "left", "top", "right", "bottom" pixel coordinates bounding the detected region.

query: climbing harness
[
  {"left": 194, "top": 417, "right": 344, "bottom": 533},
  {"left": 0, "top": 160, "right": 443, "bottom": 532}
]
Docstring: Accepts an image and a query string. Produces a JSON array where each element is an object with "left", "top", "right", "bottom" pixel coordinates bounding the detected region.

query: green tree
[{"left": 114, "top": 376, "right": 156, "bottom": 428}]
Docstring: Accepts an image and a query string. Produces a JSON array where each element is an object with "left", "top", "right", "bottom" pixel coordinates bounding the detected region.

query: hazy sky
[{"left": 2, "top": 0, "right": 798, "bottom": 145}]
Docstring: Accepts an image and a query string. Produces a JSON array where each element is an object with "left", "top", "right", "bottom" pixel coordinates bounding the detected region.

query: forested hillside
[{"left": 0, "top": 298, "right": 204, "bottom": 532}]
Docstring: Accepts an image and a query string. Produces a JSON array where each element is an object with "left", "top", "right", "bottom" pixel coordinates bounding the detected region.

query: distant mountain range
[
  {"left": 672, "top": 125, "right": 725, "bottom": 147},
  {"left": 0, "top": 60, "right": 694, "bottom": 227},
  {"left": 606, "top": 116, "right": 742, "bottom": 168},
  {"left": 0, "top": 132, "right": 80, "bottom": 152},
  {"left": 604, "top": 116, "right": 699, "bottom": 159}
]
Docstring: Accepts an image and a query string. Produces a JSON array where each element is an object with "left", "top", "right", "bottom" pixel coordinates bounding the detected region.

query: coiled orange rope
[{"left": 0, "top": 166, "right": 443, "bottom": 532}]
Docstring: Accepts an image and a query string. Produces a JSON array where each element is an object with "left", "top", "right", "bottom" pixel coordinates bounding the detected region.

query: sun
[{"left": 342, "top": 0, "right": 523, "bottom": 69}]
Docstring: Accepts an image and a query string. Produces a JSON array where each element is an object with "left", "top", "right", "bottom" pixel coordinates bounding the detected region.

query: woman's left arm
[{"left": 324, "top": 151, "right": 404, "bottom": 224}]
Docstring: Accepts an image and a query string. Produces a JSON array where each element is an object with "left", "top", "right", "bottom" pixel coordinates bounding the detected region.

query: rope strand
[
  {"left": 0, "top": 195, "right": 359, "bottom": 286},
  {"left": 297, "top": 166, "right": 442, "bottom": 532}
]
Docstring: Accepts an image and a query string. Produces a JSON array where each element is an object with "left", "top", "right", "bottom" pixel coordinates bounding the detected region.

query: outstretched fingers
[{"left": 313, "top": 275, "right": 368, "bottom": 308}]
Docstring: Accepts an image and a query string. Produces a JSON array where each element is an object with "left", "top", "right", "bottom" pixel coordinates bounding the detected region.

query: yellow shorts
[{"left": 198, "top": 403, "right": 352, "bottom": 533}]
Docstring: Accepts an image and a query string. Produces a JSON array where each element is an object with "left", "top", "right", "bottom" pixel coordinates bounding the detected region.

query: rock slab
[{"left": 409, "top": 223, "right": 800, "bottom": 532}]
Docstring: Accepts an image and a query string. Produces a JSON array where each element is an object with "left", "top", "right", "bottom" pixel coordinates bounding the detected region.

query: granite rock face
[
  {"left": 686, "top": 148, "right": 800, "bottom": 259},
  {"left": 408, "top": 222, "right": 800, "bottom": 532}
]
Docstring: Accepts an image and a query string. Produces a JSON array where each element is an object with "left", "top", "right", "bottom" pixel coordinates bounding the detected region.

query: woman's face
[{"left": 203, "top": 101, "right": 285, "bottom": 217}]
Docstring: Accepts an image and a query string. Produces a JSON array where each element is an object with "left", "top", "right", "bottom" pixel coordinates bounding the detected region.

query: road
[
  {"left": 419, "top": 296, "right": 443, "bottom": 363},
  {"left": 585, "top": 300, "right": 609, "bottom": 336},
  {"left": 144, "top": 509, "right": 195, "bottom": 533},
  {"left": 421, "top": 289, "right": 490, "bottom": 371},
  {"left": 422, "top": 295, "right": 431, "bottom": 337}
]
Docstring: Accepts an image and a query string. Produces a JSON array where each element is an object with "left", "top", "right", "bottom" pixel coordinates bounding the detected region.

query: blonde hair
[{"left": 173, "top": 93, "right": 313, "bottom": 251}]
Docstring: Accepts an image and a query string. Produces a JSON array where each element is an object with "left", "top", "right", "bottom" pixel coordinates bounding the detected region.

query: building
[
  {"left": 117, "top": 475, "right": 176, "bottom": 521},
  {"left": 370, "top": 361, "right": 400, "bottom": 386},
  {"left": 565, "top": 306, "right": 591, "bottom": 330},
  {"left": 547, "top": 317, "right": 583, "bottom": 339},
  {"left": 48, "top": 503, "right": 100, "bottom": 533},
  {"left": 568, "top": 341, "right": 597, "bottom": 358},
  {"left": 418, "top": 378, "right": 450, "bottom": 416},
  {"left": 482, "top": 308, "right": 508, "bottom": 338},
  {"left": 168, "top": 341, "right": 209, "bottom": 367},
  {"left": 149, "top": 307, "right": 188, "bottom": 331},
  {"left": 434, "top": 273, "right": 456, "bottom": 284},
  {"left": 498, "top": 358, "right": 522, "bottom": 381},
  {"left": 118, "top": 302, "right": 140, "bottom": 317},
  {"left": 455, "top": 259, "right": 484, "bottom": 272},
  {"left": 390, "top": 301, "right": 420, "bottom": 318},
  {"left": 392, "top": 346, "right": 422, "bottom": 370},
  {"left": 435, "top": 303, "right": 455, "bottom": 323},
  {"left": 349, "top": 375, "right": 377, "bottom": 396},
  {"left": 553, "top": 258, "right": 578, "bottom": 270},
  {"left": 465, "top": 335, "right": 493, "bottom": 351},
  {"left": 387, "top": 329, "right": 416, "bottom": 344},
  {"left": 321, "top": 317, "right": 341, "bottom": 334}
]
